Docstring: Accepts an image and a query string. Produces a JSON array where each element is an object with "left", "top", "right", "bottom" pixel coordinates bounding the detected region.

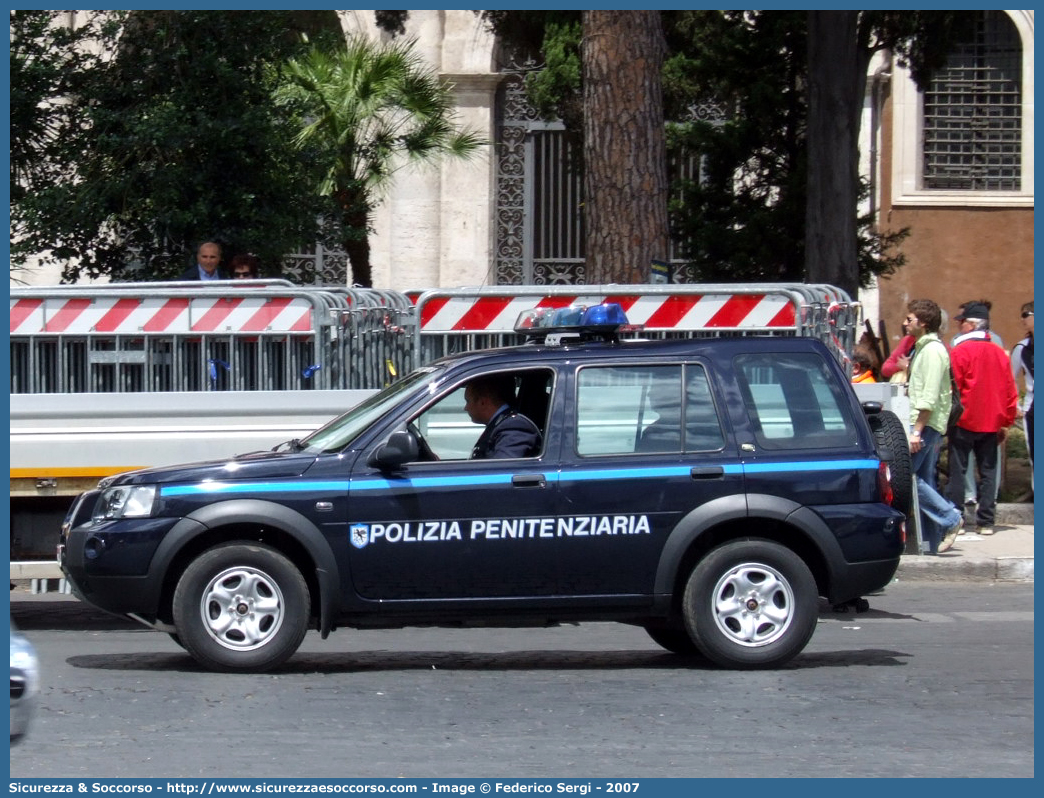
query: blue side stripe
[
  {"left": 163, "top": 481, "right": 351, "bottom": 497},
  {"left": 743, "top": 459, "right": 879, "bottom": 474},
  {"left": 352, "top": 473, "right": 517, "bottom": 491},
  {"left": 160, "top": 459, "right": 878, "bottom": 497},
  {"left": 561, "top": 465, "right": 743, "bottom": 481}
]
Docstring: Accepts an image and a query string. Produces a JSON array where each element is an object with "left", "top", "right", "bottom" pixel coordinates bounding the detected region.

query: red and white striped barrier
[
  {"left": 417, "top": 292, "right": 797, "bottom": 333},
  {"left": 10, "top": 295, "right": 314, "bottom": 335}
]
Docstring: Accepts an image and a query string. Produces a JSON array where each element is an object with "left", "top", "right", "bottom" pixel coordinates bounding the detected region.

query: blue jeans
[{"left": 912, "top": 426, "right": 962, "bottom": 553}]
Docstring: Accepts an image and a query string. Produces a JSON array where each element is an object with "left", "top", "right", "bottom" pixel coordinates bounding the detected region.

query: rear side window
[
  {"left": 734, "top": 353, "right": 857, "bottom": 450},
  {"left": 575, "top": 364, "right": 724, "bottom": 456}
]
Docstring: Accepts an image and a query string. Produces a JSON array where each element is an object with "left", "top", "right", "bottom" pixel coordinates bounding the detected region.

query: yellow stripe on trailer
[{"left": 10, "top": 466, "right": 144, "bottom": 479}]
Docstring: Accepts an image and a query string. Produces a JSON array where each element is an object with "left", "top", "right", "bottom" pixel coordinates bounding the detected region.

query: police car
[{"left": 59, "top": 304, "right": 908, "bottom": 672}]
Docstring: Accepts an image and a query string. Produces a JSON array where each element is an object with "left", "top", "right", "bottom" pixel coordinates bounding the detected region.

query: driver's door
[{"left": 346, "top": 368, "right": 559, "bottom": 601}]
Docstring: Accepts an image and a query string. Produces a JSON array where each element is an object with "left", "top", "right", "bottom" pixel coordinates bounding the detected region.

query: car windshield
[{"left": 299, "top": 367, "right": 444, "bottom": 453}]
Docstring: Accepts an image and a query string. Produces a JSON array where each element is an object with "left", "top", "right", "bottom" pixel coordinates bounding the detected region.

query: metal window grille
[
  {"left": 532, "top": 128, "right": 585, "bottom": 282},
  {"left": 923, "top": 11, "right": 1022, "bottom": 191},
  {"left": 494, "top": 64, "right": 708, "bottom": 286}
]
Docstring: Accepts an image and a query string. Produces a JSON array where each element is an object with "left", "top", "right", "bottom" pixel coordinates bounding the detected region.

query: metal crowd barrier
[
  {"left": 412, "top": 283, "right": 860, "bottom": 367},
  {"left": 9, "top": 282, "right": 418, "bottom": 393},
  {"left": 10, "top": 282, "right": 859, "bottom": 393},
  {"left": 328, "top": 288, "right": 417, "bottom": 389}
]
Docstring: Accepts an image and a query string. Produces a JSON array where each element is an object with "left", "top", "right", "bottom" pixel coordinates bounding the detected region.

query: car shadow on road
[{"left": 65, "top": 646, "right": 911, "bottom": 673}]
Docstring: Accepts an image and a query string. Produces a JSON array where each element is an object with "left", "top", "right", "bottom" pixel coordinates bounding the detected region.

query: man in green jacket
[{"left": 905, "top": 299, "right": 964, "bottom": 554}]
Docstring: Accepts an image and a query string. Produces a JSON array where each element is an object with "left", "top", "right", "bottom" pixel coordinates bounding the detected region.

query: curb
[
  {"left": 995, "top": 503, "right": 1035, "bottom": 525},
  {"left": 896, "top": 503, "right": 1034, "bottom": 583},
  {"left": 896, "top": 555, "right": 1034, "bottom": 583}
]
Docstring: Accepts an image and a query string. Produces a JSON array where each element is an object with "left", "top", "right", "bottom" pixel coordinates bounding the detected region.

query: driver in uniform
[{"left": 464, "top": 375, "right": 542, "bottom": 459}]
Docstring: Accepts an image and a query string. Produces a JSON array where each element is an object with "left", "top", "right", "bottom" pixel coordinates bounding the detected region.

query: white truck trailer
[{"left": 10, "top": 390, "right": 374, "bottom": 583}]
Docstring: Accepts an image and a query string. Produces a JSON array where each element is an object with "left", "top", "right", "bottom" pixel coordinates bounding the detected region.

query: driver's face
[{"left": 464, "top": 385, "right": 491, "bottom": 425}]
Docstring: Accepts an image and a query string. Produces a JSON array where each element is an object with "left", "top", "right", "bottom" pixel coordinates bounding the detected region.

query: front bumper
[{"left": 61, "top": 515, "right": 201, "bottom": 619}]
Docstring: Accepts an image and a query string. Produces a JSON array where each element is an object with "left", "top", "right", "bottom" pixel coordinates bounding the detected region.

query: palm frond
[{"left": 279, "top": 35, "right": 487, "bottom": 204}]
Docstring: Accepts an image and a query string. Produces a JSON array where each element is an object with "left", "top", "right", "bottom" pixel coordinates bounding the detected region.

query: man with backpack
[{"left": 946, "top": 301, "right": 1019, "bottom": 536}]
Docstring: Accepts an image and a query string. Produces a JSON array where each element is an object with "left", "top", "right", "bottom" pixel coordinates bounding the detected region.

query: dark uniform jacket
[
  {"left": 471, "top": 409, "right": 541, "bottom": 459},
  {"left": 177, "top": 265, "right": 228, "bottom": 280}
]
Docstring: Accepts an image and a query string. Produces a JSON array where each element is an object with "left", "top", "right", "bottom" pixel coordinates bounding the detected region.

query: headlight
[{"left": 93, "top": 485, "right": 157, "bottom": 521}]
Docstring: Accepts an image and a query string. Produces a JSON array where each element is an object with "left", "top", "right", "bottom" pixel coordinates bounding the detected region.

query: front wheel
[
  {"left": 173, "top": 542, "right": 310, "bottom": 673},
  {"left": 683, "top": 540, "right": 818, "bottom": 669}
]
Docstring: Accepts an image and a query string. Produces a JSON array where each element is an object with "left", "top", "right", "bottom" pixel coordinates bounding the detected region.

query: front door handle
[
  {"left": 512, "top": 474, "right": 546, "bottom": 488},
  {"left": 690, "top": 466, "right": 725, "bottom": 480}
]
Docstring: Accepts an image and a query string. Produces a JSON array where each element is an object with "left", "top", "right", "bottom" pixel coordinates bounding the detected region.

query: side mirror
[
  {"left": 861, "top": 401, "right": 883, "bottom": 415},
  {"left": 367, "top": 430, "right": 419, "bottom": 470}
]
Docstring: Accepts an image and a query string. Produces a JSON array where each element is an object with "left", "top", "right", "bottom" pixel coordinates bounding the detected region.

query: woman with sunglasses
[{"left": 230, "top": 253, "right": 261, "bottom": 279}]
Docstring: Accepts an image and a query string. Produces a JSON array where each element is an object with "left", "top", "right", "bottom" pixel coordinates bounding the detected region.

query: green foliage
[
  {"left": 11, "top": 10, "right": 341, "bottom": 281},
  {"left": 11, "top": 12, "right": 108, "bottom": 203},
  {"left": 480, "top": 11, "right": 583, "bottom": 130},
  {"left": 861, "top": 10, "right": 977, "bottom": 89},
  {"left": 277, "top": 37, "right": 486, "bottom": 286},
  {"left": 665, "top": 11, "right": 809, "bottom": 282},
  {"left": 479, "top": 10, "right": 965, "bottom": 288},
  {"left": 523, "top": 20, "right": 583, "bottom": 128},
  {"left": 856, "top": 179, "right": 909, "bottom": 286},
  {"left": 10, "top": 11, "right": 121, "bottom": 277}
]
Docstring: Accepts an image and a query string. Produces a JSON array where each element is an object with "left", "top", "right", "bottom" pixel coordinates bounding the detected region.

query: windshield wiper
[{"left": 272, "top": 438, "right": 306, "bottom": 453}]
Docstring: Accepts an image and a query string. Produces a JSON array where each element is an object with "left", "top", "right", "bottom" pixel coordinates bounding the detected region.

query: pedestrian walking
[
  {"left": 1011, "top": 301, "right": 1033, "bottom": 496},
  {"left": 949, "top": 300, "right": 1005, "bottom": 507},
  {"left": 946, "top": 301, "right": 1018, "bottom": 535},
  {"left": 905, "top": 299, "right": 964, "bottom": 554}
]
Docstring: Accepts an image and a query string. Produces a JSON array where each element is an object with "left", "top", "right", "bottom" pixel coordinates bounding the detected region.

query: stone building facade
[{"left": 868, "top": 9, "right": 1034, "bottom": 353}]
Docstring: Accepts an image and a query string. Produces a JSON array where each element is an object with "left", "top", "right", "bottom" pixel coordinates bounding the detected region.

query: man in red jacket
[{"left": 946, "top": 301, "right": 1018, "bottom": 535}]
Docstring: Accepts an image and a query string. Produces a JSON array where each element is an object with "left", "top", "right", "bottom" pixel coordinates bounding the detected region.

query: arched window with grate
[{"left": 922, "top": 11, "right": 1022, "bottom": 192}]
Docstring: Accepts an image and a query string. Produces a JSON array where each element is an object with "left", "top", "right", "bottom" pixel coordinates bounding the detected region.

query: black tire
[
  {"left": 167, "top": 633, "right": 185, "bottom": 650},
  {"left": 173, "top": 542, "right": 310, "bottom": 673},
  {"left": 870, "top": 410, "right": 913, "bottom": 516},
  {"left": 683, "top": 540, "right": 818, "bottom": 669},
  {"left": 643, "top": 623, "right": 700, "bottom": 656}
]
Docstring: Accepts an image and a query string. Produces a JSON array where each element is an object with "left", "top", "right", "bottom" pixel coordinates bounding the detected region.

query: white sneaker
[
  {"left": 977, "top": 525, "right": 996, "bottom": 536},
  {"left": 938, "top": 519, "right": 963, "bottom": 553}
]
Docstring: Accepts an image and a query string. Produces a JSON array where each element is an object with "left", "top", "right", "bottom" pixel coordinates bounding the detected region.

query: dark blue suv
[{"left": 60, "top": 306, "right": 907, "bottom": 672}]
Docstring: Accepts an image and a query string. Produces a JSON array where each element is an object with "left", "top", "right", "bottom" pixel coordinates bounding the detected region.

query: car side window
[
  {"left": 412, "top": 384, "right": 475, "bottom": 459},
  {"left": 410, "top": 368, "right": 553, "bottom": 461},
  {"left": 734, "top": 353, "right": 858, "bottom": 450},
  {"left": 576, "top": 364, "right": 723, "bottom": 456}
]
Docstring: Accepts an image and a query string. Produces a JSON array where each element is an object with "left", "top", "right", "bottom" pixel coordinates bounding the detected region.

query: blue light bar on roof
[{"left": 514, "top": 303, "right": 634, "bottom": 338}]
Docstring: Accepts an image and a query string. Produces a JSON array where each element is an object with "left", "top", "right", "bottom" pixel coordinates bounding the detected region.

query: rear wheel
[
  {"left": 870, "top": 410, "right": 913, "bottom": 516},
  {"left": 683, "top": 540, "right": 818, "bottom": 669},
  {"left": 173, "top": 542, "right": 309, "bottom": 673}
]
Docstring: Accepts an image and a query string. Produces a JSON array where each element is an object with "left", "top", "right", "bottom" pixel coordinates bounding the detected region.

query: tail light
[{"left": 877, "top": 462, "right": 894, "bottom": 507}]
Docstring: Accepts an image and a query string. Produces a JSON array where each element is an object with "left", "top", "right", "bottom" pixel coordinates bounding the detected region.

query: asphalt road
[{"left": 9, "top": 581, "right": 1034, "bottom": 779}]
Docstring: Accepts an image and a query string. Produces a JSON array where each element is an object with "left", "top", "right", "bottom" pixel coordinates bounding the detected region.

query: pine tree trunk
[
  {"left": 805, "top": 11, "right": 870, "bottom": 298},
  {"left": 581, "top": 11, "right": 669, "bottom": 285}
]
